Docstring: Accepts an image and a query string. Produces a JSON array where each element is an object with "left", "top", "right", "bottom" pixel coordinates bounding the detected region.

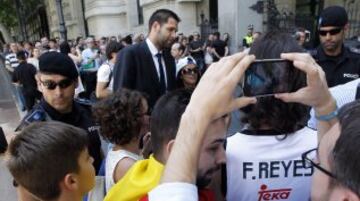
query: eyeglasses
[
  {"left": 319, "top": 28, "right": 342, "bottom": 36},
  {"left": 40, "top": 78, "right": 74, "bottom": 90},
  {"left": 182, "top": 68, "right": 199, "bottom": 75},
  {"left": 302, "top": 148, "right": 337, "bottom": 179}
]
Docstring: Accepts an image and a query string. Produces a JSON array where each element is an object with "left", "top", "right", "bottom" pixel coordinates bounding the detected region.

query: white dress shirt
[{"left": 146, "top": 38, "right": 168, "bottom": 87}]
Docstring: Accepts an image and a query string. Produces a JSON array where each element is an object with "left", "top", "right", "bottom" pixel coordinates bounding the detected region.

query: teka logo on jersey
[{"left": 258, "top": 184, "right": 292, "bottom": 201}]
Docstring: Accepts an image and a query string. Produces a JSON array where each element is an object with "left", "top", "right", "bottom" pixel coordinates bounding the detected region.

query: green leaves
[{"left": 0, "top": 0, "right": 44, "bottom": 30}]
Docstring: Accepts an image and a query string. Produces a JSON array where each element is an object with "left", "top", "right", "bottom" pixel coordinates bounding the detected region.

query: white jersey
[
  {"left": 226, "top": 127, "right": 317, "bottom": 201},
  {"left": 105, "top": 149, "right": 141, "bottom": 192}
]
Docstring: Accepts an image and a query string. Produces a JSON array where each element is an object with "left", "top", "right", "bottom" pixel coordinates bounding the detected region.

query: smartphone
[{"left": 242, "top": 59, "right": 291, "bottom": 97}]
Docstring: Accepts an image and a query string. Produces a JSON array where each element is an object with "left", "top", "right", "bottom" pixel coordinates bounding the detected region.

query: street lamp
[{"left": 55, "top": 0, "right": 67, "bottom": 41}]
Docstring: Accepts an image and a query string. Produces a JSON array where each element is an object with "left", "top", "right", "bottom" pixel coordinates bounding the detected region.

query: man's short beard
[{"left": 196, "top": 175, "right": 212, "bottom": 189}]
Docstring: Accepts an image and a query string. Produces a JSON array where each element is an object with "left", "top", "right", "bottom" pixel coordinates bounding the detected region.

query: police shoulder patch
[
  {"left": 15, "top": 109, "right": 47, "bottom": 131},
  {"left": 24, "top": 109, "right": 47, "bottom": 124}
]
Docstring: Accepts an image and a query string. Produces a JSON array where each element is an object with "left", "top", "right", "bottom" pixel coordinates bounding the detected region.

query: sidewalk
[{"left": 0, "top": 60, "right": 20, "bottom": 201}]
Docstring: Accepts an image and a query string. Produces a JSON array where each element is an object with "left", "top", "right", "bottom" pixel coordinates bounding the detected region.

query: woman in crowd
[
  {"left": 27, "top": 47, "right": 40, "bottom": 70},
  {"left": 95, "top": 41, "right": 123, "bottom": 99},
  {"left": 223, "top": 32, "right": 230, "bottom": 45},
  {"left": 176, "top": 56, "right": 201, "bottom": 90},
  {"left": 204, "top": 33, "right": 214, "bottom": 69},
  {"left": 69, "top": 45, "right": 83, "bottom": 67},
  {"left": 180, "top": 36, "right": 190, "bottom": 57}
]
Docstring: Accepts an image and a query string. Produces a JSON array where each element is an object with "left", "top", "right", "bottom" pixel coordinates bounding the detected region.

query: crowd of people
[
  {"left": 1, "top": 5, "right": 360, "bottom": 201},
  {"left": 1, "top": 21, "right": 234, "bottom": 113}
]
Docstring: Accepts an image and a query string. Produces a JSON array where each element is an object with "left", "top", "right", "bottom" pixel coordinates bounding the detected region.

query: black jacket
[
  {"left": 311, "top": 45, "right": 360, "bottom": 87},
  {"left": 112, "top": 41, "right": 176, "bottom": 109}
]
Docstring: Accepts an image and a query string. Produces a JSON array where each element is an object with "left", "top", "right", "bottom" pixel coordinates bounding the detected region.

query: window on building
[
  {"left": 137, "top": 0, "right": 144, "bottom": 25},
  {"left": 209, "top": 0, "right": 218, "bottom": 24}
]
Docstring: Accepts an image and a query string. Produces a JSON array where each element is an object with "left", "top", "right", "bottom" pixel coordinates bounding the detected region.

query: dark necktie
[{"left": 155, "top": 53, "right": 166, "bottom": 94}]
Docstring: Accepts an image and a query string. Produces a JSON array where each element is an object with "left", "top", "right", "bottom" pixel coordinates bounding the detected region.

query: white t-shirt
[
  {"left": 226, "top": 127, "right": 317, "bottom": 201},
  {"left": 149, "top": 183, "right": 198, "bottom": 201},
  {"left": 97, "top": 61, "right": 114, "bottom": 91},
  {"left": 308, "top": 78, "right": 360, "bottom": 129},
  {"left": 27, "top": 58, "right": 39, "bottom": 70},
  {"left": 105, "top": 149, "right": 141, "bottom": 192}
]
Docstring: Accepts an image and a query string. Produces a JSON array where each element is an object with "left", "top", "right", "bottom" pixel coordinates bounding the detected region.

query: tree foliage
[{"left": 0, "top": 0, "right": 44, "bottom": 30}]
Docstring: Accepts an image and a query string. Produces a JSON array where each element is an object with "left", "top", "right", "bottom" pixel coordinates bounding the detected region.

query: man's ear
[
  {"left": 74, "top": 78, "right": 79, "bottom": 88},
  {"left": 141, "top": 132, "right": 152, "bottom": 159},
  {"left": 151, "top": 21, "right": 161, "bottom": 32},
  {"left": 342, "top": 188, "right": 360, "bottom": 201},
  {"left": 344, "top": 23, "right": 350, "bottom": 32},
  {"left": 61, "top": 173, "right": 79, "bottom": 192},
  {"left": 35, "top": 73, "right": 43, "bottom": 93},
  {"left": 165, "top": 139, "right": 175, "bottom": 156}
]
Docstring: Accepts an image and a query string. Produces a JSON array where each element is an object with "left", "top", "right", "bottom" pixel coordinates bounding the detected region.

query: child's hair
[
  {"left": 7, "top": 121, "right": 89, "bottom": 200},
  {"left": 92, "top": 88, "right": 146, "bottom": 145}
]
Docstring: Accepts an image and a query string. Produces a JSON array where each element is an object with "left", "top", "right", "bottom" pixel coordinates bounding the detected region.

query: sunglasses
[
  {"left": 319, "top": 28, "right": 342, "bottom": 36},
  {"left": 40, "top": 78, "right": 74, "bottom": 90},
  {"left": 182, "top": 68, "right": 199, "bottom": 75}
]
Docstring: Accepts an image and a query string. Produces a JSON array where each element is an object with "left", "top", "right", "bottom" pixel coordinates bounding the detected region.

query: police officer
[
  {"left": 16, "top": 51, "right": 102, "bottom": 173},
  {"left": 242, "top": 24, "right": 254, "bottom": 48},
  {"left": 311, "top": 6, "right": 360, "bottom": 87}
]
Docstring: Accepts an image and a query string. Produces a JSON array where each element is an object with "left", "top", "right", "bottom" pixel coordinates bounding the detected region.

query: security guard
[
  {"left": 311, "top": 6, "right": 360, "bottom": 87},
  {"left": 242, "top": 24, "right": 254, "bottom": 48},
  {"left": 16, "top": 52, "right": 102, "bottom": 173}
]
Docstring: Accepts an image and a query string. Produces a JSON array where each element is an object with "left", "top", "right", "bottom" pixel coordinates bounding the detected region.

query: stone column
[{"left": 218, "top": 0, "right": 263, "bottom": 53}]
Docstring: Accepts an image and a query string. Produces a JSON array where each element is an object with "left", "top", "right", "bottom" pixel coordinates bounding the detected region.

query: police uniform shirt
[
  {"left": 312, "top": 45, "right": 360, "bottom": 87},
  {"left": 16, "top": 99, "right": 102, "bottom": 173},
  {"left": 226, "top": 127, "right": 317, "bottom": 201}
]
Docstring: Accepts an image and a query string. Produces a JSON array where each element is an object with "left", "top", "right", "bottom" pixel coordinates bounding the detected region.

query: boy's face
[{"left": 76, "top": 148, "right": 96, "bottom": 195}]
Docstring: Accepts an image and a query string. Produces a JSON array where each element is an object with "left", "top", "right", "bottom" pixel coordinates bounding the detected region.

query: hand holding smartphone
[{"left": 242, "top": 59, "right": 292, "bottom": 97}]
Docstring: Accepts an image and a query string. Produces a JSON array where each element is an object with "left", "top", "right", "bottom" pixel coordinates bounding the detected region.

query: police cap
[
  {"left": 39, "top": 52, "right": 78, "bottom": 80},
  {"left": 318, "top": 6, "right": 348, "bottom": 28}
]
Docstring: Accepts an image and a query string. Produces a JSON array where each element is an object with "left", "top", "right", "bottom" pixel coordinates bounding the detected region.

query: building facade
[
  {"left": 44, "top": 0, "right": 86, "bottom": 40},
  {"left": 42, "top": 0, "right": 360, "bottom": 51}
]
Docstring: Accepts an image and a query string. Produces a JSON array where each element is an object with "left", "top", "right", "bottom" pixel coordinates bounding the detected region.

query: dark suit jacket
[{"left": 113, "top": 41, "right": 176, "bottom": 109}]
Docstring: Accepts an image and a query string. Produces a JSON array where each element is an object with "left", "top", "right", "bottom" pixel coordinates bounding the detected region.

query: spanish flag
[{"left": 104, "top": 155, "right": 164, "bottom": 201}]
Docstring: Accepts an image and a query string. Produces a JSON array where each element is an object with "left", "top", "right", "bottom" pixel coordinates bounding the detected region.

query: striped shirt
[{"left": 5, "top": 53, "right": 19, "bottom": 69}]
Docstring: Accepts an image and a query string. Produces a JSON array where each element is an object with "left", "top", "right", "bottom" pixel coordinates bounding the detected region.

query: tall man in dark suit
[{"left": 113, "top": 9, "right": 180, "bottom": 110}]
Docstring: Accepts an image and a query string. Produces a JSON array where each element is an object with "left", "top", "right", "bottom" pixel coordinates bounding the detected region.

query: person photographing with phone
[{"left": 226, "top": 31, "right": 318, "bottom": 201}]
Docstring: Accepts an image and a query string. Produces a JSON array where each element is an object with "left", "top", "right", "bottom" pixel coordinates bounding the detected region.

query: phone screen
[{"left": 242, "top": 59, "right": 291, "bottom": 97}]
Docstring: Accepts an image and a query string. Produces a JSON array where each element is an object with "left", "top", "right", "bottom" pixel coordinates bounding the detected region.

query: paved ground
[{"left": 0, "top": 61, "right": 19, "bottom": 201}]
